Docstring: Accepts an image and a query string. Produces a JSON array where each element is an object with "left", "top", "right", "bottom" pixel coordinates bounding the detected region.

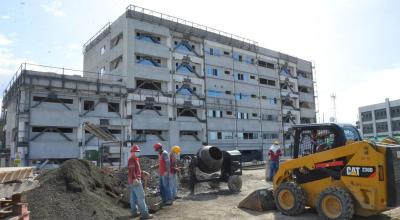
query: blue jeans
[
  {"left": 169, "top": 173, "right": 177, "bottom": 199},
  {"left": 269, "top": 160, "right": 279, "bottom": 181},
  {"left": 129, "top": 181, "right": 150, "bottom": 217},
  {"left": 159, "top": 175, "right": 172, "bottom": 203}
]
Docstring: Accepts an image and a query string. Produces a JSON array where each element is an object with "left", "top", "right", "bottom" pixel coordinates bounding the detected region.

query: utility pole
[{"left": 331, "top": 93, "right": 337, "bottom": 123}]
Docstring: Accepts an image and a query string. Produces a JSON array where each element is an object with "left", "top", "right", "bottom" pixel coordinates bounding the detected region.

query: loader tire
[
  {"left": 274, "top": 182, "right": 306, "bottom": 216},
  {"left": 227, "top": 175, "right": 242, "bottom": 192},
  {"left": 316, "top": 187, "right": 354, "bottom": 220}
]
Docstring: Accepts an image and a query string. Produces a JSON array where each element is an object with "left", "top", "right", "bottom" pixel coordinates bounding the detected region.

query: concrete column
[
  {"left": 386, "top": 98, "right": 393, "bottom": 136},
  {"left": 371, "top": 110, "right": 377, "bottom": 138},
  {"left": 358, "top": 112, "right": 364, "bottom": 137}
]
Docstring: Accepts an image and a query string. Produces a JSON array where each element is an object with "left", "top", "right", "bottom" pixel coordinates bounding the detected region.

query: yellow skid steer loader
[{"left": 239, "top": 123, "right": 400, "bottom": 219}]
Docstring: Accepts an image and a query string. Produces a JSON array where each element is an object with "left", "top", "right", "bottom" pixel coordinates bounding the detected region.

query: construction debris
[
  {"left": 0, "top": 168, "right": 37, "bottom": 220},
  {"left": 26, "top": 159, "right": 129, "bottom": 220}
]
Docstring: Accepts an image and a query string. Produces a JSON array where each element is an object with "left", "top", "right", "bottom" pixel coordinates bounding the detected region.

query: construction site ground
[{"left": 151, "top": 168, "right": 400, "bottom": 220}]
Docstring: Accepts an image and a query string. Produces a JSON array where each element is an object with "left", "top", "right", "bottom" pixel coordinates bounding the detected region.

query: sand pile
[{"left": 26, "top": 159, "right": 129, "bottom": 220}]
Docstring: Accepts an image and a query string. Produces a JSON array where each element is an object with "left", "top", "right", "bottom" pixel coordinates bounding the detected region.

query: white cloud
[
  {"left": 41, "top": 0, "right": 66, "bottom": 17},
  {"left": 1, "top": 15, "right": 11, "bottom": 20},
  {"left": 0, "top": 34, "right": 12, "bottom": 45}
]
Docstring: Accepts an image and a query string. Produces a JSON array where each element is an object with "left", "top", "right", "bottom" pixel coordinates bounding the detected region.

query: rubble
[{"left": 26, "top": 159, "right": 129, "bottom": 220}]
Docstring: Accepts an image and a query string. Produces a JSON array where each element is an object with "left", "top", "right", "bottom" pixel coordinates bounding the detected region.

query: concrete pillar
[
  {"left": 371, "top": 109, "right": 377, "bottom": 138},
  {"left": 386, "top": 98, "right": 393, "bottom": 136}
]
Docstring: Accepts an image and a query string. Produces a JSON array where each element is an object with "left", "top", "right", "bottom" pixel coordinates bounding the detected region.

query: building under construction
[{"left": 1, "top": 5, "right": 317, "bottom": 166}]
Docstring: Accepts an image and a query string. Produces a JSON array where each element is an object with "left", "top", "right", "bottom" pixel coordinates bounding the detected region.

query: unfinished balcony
[
  {"left": 297, "top": 70, "right": 314, "bottom": 87},
  {"left": 131, "top": 99, "right": 169, "bottom": 129},
  {"left": 300, "top": 108, "right": 316, "bottom": 120},
  {"left": 176, "top": 104, "right": 205, "bottom": 123},
  {"left": 30, "top": 94, "right": 79, "bottom": 127},
  {"left": 172, "top": 37, "right": 202, "bottom": 57},
  {"left": 135, "top": 32, "right": 169, "bottom": 59},
  {"left": 174, "top": 78, "right": 205, "bottom": 105},
  {"left": 131, "top": 79, "right": 171, "bottom": 98},
  {"left": 299, "top": 91, "right": 314, "bottom": 103},
  {"left": 29, "top": 126, "right": 79, "bottom": 159},
  {"left": 134, "top": 55, "right": 170, "bottom": 81},
  {"left": 174, "top": 55, "right": 204, "bottom": 78}
]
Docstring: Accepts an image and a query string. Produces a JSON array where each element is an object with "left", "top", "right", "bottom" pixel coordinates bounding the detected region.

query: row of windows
[
  {"left": 362, "top": 107, "right": 400, "bottom": 122},
  {"left": 83, "top": 101, "right": 120, "bottom": 113},
  {"left": 205, "top": 47, "right": 275, "bottom": 69},
  {"left": 207, "top": 109, "right": 278, "bottom": 121},
  {"left": 206, "top": 90, "right": 278, "bottom": 102},
  {"left": 32, "top": 96, "right": 120, "bottom": 113},
  {"left": 363, "top": 120, "right": 400, "bottom": 133},
  {"left": 32, "top": 127, "right": 73, "bottom": 133},
  {"left": 206, "top": 66, "right": 277, "bottom": 86},
  {"left": 209, "top": 131, "right": 279, "bottom": 140}
]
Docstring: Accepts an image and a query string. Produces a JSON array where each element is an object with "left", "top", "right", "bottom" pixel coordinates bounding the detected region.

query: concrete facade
[
  {"left": 83, "top": 5, "right": 317, "bottom": 160},
  {"left": 359, "top": 98, "right": 400, "bottom": 139}
]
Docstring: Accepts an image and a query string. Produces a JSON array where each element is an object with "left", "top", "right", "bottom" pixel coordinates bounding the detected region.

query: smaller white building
[{"left": 358, "top": 98, "right": 400, "bottom": 139}]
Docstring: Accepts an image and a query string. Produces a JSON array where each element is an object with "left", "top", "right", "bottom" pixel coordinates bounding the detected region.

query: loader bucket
[{"left": 238, "top": 188, "right": 276, "bottom": 212}]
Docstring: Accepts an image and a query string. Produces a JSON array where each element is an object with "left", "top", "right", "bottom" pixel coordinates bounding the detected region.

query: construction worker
[
  {"left": 128, "top": 145, "right": 153, "bottom": 219},
  {"left": 169, "top": 145, "right": 181, "bottom": 200},
  {"left": 153, "top": 143, "right": 173, "bottom": 205},
  {"left": 267, "top": 140, "right": 282, "bottom": 181}
]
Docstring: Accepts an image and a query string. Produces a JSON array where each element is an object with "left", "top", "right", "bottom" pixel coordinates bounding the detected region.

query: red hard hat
[
  {"left": 131, "top": 145, "right": 140, "bottom": 152},
  {"left": 153, "top": 143, "right": 162, "bottom": 151}
]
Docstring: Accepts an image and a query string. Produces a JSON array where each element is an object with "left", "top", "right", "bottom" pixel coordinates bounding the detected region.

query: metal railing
[
  {"left": 2, "top": 63, "right": 127, "bottom": 103},
  {"left": 126, "top": 4, "right": 258, "bottom": 46},
  {"left": 82, "top": 22, "right": 111, "bottom": 53}
]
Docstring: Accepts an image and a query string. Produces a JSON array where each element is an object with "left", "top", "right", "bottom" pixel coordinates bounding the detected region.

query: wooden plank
[{"left": 0, "top": 168, "right": 33, "bottom": 184}]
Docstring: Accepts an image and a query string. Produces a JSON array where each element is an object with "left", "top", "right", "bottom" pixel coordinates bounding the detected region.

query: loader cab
[
  {"left": 338, "top": 123, "right": 362, "bottom": 142},
  {"left": 291, "top": 123, "right": 359, "bottom": 159}
]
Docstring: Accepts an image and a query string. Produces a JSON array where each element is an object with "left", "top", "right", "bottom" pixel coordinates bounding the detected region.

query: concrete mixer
[{"left": 188, "top": 145, "right": 243, "bottom": 194}]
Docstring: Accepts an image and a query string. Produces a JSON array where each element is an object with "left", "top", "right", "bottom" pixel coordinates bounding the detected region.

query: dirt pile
[{"left": 26, "top": 159, "right": 129, "bottom": 220}]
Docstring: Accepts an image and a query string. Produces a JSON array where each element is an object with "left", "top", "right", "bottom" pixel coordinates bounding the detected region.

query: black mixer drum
[{"left": 196, "top": 145, "right": 223, "bottom": 173}]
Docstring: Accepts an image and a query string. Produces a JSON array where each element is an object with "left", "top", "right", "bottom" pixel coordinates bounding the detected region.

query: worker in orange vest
[
  {"left": 153, "top": 143, "right": 173, "bottom": 205},
  {"left": 128, "top": 145, "right": 152, "bottom": 219}
]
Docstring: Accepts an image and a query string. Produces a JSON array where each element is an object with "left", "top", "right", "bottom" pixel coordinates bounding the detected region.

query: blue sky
[{"left": 0, "top": 0, "right": 399, "bottom": 123}]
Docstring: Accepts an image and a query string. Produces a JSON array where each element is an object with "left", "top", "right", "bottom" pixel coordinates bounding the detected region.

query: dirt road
[{"left": 150, "top": 168, "right": 400, "bottom": 220}]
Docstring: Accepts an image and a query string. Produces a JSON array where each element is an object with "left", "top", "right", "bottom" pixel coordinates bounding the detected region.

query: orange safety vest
[{"left": 159, "top": 151, "right": 167, "bottom": 175}]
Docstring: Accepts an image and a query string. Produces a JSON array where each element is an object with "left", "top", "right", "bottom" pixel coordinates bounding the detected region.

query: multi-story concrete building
[
  {"left": 1, "top": 64, "right": 130, "bottom": 166},
  {"left": 359, "top": 98, "right": 400, "bottom": 139},
  {"left": 1, "top": 5, "right": 317, "bottom": 165},
  {"left": 83, "top": 5, "right": 317, "bottom": 160}
]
